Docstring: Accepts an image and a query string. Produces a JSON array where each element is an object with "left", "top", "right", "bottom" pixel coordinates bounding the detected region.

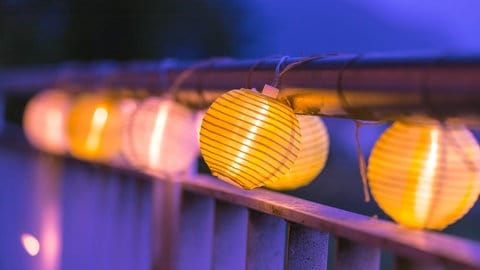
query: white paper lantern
[
  {"left": 123, "top": 97, "right": 198, "bottom": 176},
  {"left": 23, "top": 89, "right": 72, "bottom": 155}
]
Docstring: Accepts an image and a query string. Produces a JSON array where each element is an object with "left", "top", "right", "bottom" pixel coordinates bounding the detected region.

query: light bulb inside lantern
[
  {"left": 367, "top": 120, "right": 480, "bottom": 230},
  {"left": 266, "top": 115, "right": 329, "bottom": 190},
  {"left": 66, "top": 93, "right": 123, "bottom": 163},
  {"left": 199, "top": 87, "right": 301, "bottom": 189},
  {"left": 123, "top": 97, "right": 198, "bottom": 176},
  {"left": 23, "top": 89, "right": 72, "bottom": 155}
]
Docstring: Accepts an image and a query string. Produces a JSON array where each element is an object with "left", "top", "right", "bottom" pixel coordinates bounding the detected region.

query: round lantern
[
  {"left": 199, "top": 88, "right": 301, "bottom": 189},
  {"left": 66, "top": 93, "right": 123, "bottom": 163},
  {"left": 123, "top": 97, "right": 198, "bottom": 176},
  {"left": 266, "top": 115, "right": 329, "bottom": 190},
  {"left": 23, "top": 89, "right": 72, "bottom": 155},
  {"left": 368, "top": 121, "right": 480, "bottom": 230}
]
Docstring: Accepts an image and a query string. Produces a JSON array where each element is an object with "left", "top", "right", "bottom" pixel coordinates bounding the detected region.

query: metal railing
[{"left": 2, "top": 53, "right": 480, "bottom": 269}]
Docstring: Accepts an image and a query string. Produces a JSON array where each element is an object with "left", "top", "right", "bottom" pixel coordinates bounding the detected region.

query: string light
[
  {"left": 23, "top": 89, "right": 72, "bottom": 155},
  {"left": 200, "top": 86, "right": 301, "bottom": 189},
  {"left": 367, "top": 120, "right": 480, "bottom": 229},
  {"left": 266, "top": 115, "right": 329, "bottom": 190}
]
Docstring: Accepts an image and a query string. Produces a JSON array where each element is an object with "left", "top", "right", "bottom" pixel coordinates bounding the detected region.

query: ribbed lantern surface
[
  {"left": 200, "top": 88, "right": 301, "bottom": 189},
  {"left": 368, "top": 121, "right": 480, "bottom": 230},
  {"left": 23, "top": 89, "right": 72, "bottom": 155},
  {"left": 266, "top": 115, "right": 329, "bottom": 190}
]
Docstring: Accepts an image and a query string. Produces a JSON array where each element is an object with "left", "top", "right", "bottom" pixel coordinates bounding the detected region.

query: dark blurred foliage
[{"left": 0, "top": 0, "right": 252, "bottom": 65}]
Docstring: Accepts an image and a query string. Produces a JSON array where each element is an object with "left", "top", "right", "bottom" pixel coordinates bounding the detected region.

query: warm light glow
[
  {"left": 85, "top": 107, "right": 109, "bottom": 152},
  {"left": 199, "top": 88, "right": 301, "bottom": 189},
  {"left": 414, "top": 129, "right": 438, "bottom": 222},
  {"left": 123, "top": 98, "right": 198, "bottom": 175},
  {"left": 21, "top": 233, "right": 40, "bottom": 256},
  {"left": 149, "top": 105, "right": 169, "bottom": 168},
  {"left": 368, "top": 121, "right": 480, "bottom": 229},
  {"left": 23, "top": 89, "right": 72, "bottom": 154},
  {"left": 67, "top": 93, "right": 123, "bottom": 163},
  {"left": 266, "top": 115, "right": 329, "bottom": 190}
]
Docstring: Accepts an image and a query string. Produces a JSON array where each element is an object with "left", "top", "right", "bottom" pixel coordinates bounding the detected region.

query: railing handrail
[
  {"left": 179, "top": 175, "right": 480, "bottom": 269},
  {"left": 2, "top": 53, "right": 480, "bottom": 122}
]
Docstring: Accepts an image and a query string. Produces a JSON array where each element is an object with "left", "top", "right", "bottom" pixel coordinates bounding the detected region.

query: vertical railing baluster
[
  {"left": 394, "top": 256, "right": 445, "bottom": 270},
  {"left": 246, "top": 210, "right": 287, "bottom": 270},
  {"left": 334, "top": 238, "right": 380, "bottom": 270},
  {"left": 151, "top": 180, "right": 182, "bottom": 270},
  {"left": 286, "top": 223, "right": 329, "bottom": 270},
  {"left": 177, "top": 192, "right": 215, "bottom": 270},
  {"left": 212, "top": 202, "right": 249, "bottom": 270}
]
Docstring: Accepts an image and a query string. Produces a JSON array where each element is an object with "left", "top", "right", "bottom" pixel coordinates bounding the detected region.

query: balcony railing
[{"left": 2, "top": 53, "right": 480, "bottom": 269}]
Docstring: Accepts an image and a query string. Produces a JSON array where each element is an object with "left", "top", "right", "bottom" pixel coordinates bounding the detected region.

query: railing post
[
  {"left": 394, "top": 256, "right": 445, "bottom": 270},
  {"left": 177, "top": 192, "right": 215, "bottom": 270},
  {"left": 246, "top": 210, "right": 287, "bottom": 270},
  {"left": 151, "top": 180, "right": 182, "bottom": 270},
  {"left": 212, "top": 202, "right": 249, "bottom": 270},
  {"left": 334, "top": 238, "right": 380, "bottom": 270},
  {"left": 286, "top": 223, "right": 329, "bottom": 270}
]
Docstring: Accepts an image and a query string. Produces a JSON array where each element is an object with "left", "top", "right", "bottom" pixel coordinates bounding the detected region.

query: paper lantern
[
  {"left": 23, "top": 89, "right": 72, "bottom": 155},
  {"left": 368, "top": 121, "right": 480, "bottom": 230},
  {"left": 66, "top": 93, "right": 123, "bottom": 162},
  {"left": 123, "top": 97, "right": 198, "bottom": 175},
  {"left": 200, "top": 87, "right": 301, "bottom": 189},
  {"left": 266, "top": 115, "right": 329, "bottom": 190}
]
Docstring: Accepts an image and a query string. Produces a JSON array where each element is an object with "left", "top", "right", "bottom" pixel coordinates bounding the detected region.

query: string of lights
[{"left": 9, "top": 53, "right": 480, "bottom": 231}]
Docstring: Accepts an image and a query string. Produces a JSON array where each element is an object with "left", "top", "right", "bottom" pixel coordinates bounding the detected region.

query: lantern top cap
[{"left": 261, "top": 84, "right": 279, "bottom": 99}]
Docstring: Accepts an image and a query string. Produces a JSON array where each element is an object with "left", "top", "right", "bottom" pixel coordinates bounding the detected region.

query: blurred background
[{"left": 1, "top": 0, "right": 480, "bottom": 269}]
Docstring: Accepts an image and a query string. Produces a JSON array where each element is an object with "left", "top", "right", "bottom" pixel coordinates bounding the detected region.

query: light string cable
[
  {"left": 168, "top": 57, "right": 233, "bottom": 103},
  {"left": 271, "top": 55, "right": 323, "bottom": 89},
  {"left": 337, "top": 54, "right": 385, "bottom": 202},
  {"left": 245, "top": 55, "right": 286, "bottom": 90}
]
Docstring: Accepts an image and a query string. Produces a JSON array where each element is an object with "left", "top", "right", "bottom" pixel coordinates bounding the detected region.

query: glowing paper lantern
[
  {"left": 368, "top": 121, "right": 480, "bottom": 230},
  {"left": 266, "top": 115, "right": 329, "bottom": 190},
  {"left": 67, "top": 93, "right": 123, "bottom": 162},
  {"left": 123, "top": 97, "right": 198, "bottom": 175},
  {"left": 23, "top": 89, "right": 72, "bottom": 155},
  {"left": 200, "top": 87, "right": 301, "bottom": 189}
]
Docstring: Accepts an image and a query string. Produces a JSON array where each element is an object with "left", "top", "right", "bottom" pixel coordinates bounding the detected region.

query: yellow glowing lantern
[
  {"left": 23, "top": 89, "right": 72, "bottom": 155},
  {"left": 266, "top": 115, "right": 329, "bottom": 190},
  {"left": 67, "top": 93, "right": 123, "bottom": 162},
  {"left": 368, "top": 121, "right": 480, "bottom": 230},
  {"left": 199, "top": 87, "right": 301, "bottom": 189},
  {"left": 123, "top": 97, "right": 198, "bottom": 175}
]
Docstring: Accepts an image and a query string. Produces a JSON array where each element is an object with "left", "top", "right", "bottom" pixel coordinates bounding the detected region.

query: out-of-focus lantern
[
  {"left": 23, "top": 89, "right": 72, "bottom": 155},
  {"left": 123, "top": 97, "right": 198, "bottom": 176},
  {"left": 66, "top": 93, "right": 123, "bottom": 163},
  {"left": 368, "top": 120, "right": 480, "bottom": 230},
  {"left": 199, "top": 86, "right": 301, "bottom": 189},
  {"left": 266, "top": 115, "right": 329, "bottom": 190}
]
